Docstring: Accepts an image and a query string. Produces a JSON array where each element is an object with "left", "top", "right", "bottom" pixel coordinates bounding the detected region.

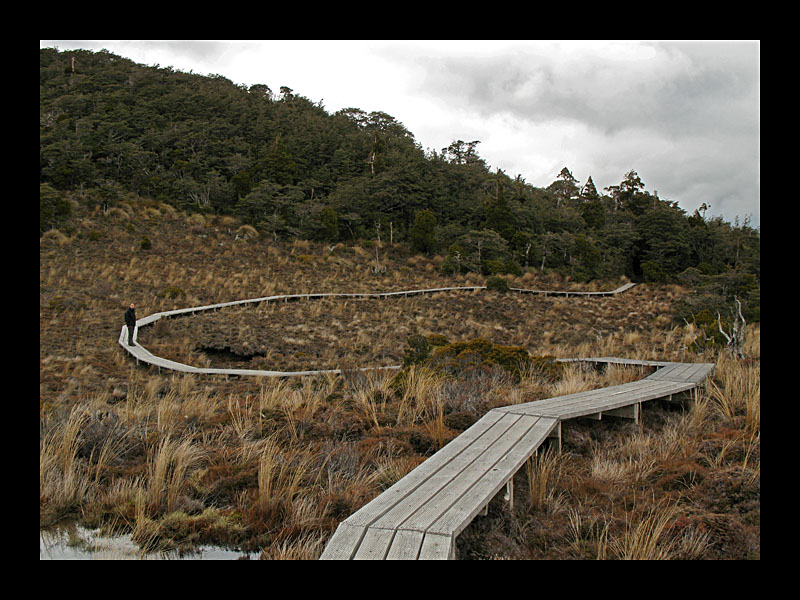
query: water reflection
[{"left": 40, "top": 522, "right": 252, "bottom": 560}]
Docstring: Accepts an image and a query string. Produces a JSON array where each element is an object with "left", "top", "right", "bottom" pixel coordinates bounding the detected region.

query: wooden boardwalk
[
  {"left": 118, "top": 283, "right": 637, "bottom": 377},
  {"left": 114, "top": 281, "right": 714, "bottom": 560},
  {"left": 320, "top": 357, "right": 714, "bottom": 560}
]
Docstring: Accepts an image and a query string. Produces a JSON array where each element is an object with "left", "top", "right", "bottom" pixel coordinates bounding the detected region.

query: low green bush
[{"left": 486, "top": 275, "right": 510, "bottom": 293}]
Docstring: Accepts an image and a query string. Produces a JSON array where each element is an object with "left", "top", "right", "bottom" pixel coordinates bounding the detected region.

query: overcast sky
[{"left": 40, "top": 40, "right": 760, "bottom": 228}]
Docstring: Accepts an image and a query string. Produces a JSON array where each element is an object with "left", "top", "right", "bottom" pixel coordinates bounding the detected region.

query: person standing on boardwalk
[{"left": 124, "top": 303, "right": 137, "bottom": 346}]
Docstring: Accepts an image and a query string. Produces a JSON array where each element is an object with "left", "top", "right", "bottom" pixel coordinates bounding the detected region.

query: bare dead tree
[
  {"left": 372, "top": 221, "right": 386, "bottom": 274},
  {"left": 717, "top": 296, "right": 747, "bottom": 359}
]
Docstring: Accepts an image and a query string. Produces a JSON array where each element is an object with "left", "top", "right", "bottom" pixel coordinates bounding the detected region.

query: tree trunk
[{"left": 717, "top": 296, "right": 747, "bottom": 359}]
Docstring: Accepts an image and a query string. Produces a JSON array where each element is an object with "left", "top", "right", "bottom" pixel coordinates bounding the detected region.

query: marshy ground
[{"left": 40, "top": 199, "right": 760, "bottom": 559}]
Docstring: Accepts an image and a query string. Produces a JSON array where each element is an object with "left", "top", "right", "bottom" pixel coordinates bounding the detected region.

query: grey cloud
[
  {"left": 402, "top": 41, "right": 759, "bottom": 225},
  {"left": 147, "top": 41, "right": 258, "bottom": 71},
  {"left": 413, "top": 41, "right": 758, "bottom": 139}
]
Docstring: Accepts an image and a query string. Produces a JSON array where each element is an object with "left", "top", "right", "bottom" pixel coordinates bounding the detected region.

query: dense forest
[{"left": 40, "top": 48, "right": 760, "bottom": 324}]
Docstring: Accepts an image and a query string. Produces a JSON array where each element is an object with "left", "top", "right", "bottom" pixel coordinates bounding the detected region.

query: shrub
[
  {"left": 319, "top": 206, "right": 339, "bottom": 242},
  {"left": 485, "top": 259, "right": 506, "bottom": 275},
  {"left": 486, "top": 276, "right": 510, "bottom": 293},
  {"left": 641, "top": 260, "right": 668, "bottom": 283},
  {"left": 440, "top": 257, "right": 459, "bottom": 275},
  {"left": 409, "top": 209, "right": 437, "bottom": 254},
  {"left": 429, "top": 338, "right": 530, "bottom": 377},
  {"left": 140, "top": 235, "right": 152, "bottom": 250},
  {"left": 485, "top": 258, "right": 522, "bottom": 276},
  {"left": 408, "top": 429, "right": 437, "bottom": 456},
  {"left": 528, "top": 355, "right": 567, "bottom": 383},
  {"left": 502, "top": 259, "right": 522, "bottom": 276},
  {"left": 403, "top": 333, "right": 432, "bottom": 367}
]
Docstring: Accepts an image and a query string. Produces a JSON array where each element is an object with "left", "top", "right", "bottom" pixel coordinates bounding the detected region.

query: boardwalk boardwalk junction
[{"left": 118, "top": 282, "right": 714, "bottom": 560}]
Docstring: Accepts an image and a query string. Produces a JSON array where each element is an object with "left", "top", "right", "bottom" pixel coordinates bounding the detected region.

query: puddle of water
[{"left": 40, "top": 521, "right": 254, "bottom": 560}]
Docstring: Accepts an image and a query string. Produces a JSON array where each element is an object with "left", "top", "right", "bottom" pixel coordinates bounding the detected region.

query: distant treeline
[{"left": 40, "top": 48, "right": 759, "bottom": 321}]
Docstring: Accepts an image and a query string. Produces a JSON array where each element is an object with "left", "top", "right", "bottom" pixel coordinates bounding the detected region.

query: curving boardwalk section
[
  {"left": 115, "top": 281, "right": 714, "bottom": 559},
  {"left": 118, "top": 283, "right": 636, "bottom": 377},
  {"left": 320, "top": 357, "right": 713, "bottom": 560}
]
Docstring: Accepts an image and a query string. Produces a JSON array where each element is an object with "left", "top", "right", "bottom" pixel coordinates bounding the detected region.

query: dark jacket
[{"left": 124, "top": 307, "right": 136, "bottom": 327}]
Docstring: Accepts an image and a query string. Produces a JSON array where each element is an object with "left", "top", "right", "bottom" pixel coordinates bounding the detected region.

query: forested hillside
[{"left": 40, "top": 48, "right": 759, "bottom": 322}]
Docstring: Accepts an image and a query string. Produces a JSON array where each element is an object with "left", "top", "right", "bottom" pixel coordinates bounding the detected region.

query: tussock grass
[
  {"left": 259, "top": 532, "right": 327, "bottom": 560},
  {"left": 146, "top": 435, "right": 204, "bottom": 513},
  {"left": 590, "top": 440, "right": 658, "bottom": 486},
  {"left": 707, "top": 353, "right": 760, "bottom": 434},
  {"left": 609, "top": 498, "right": 680, "bottom": 559},
  {"left": 40, "top": 406, "right": 93, "bottom": 524},
  {"left": 397, "top": 365, "right": 446, "bottom": 426},
  {"left": 548, "top": 364, "right": 599, "bottom": 397},
  {"left": 524, "top": 446, "right": 566, "bottom": 512},
  {"left": 606, "top": 496, "right": 712, "bottom": 560},
  {"left": 566, "top": 506, "right": 611, "bottom": 559},
  {"left": 40, "top": 203, "right": 759, "bottom": 558},
  {"left": 256, "top": 436, "right": 311, "bottom": 510}
]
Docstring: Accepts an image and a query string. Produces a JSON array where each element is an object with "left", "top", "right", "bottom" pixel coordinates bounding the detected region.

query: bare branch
[{"left": 717, "top": 312, "right": 732, "bottom": 345}]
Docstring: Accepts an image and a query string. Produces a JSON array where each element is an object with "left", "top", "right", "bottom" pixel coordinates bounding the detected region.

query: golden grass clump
[
  {"left": 185, "top": 213, "right": 206, "bottom": 228},
  {"left": 40, "top": 229, "right": 72, "bottom": 245},
  {"left": 146, "top": 435, "right": 205, "bottom": 514},
  {"left": 606, "top": 497, "right": 711, "bottom": 560},
  {"left": 707, "top": 353, "right": 760, "bottom": 434},
  {"left": 40, "top": 406, "right": 93, "bottom": 523},
  {"left": 524, "top": 446, "right": 566, "bottom": 512},
  {"left": 548, "top": 364, "right": 599, "bottom": 397}
]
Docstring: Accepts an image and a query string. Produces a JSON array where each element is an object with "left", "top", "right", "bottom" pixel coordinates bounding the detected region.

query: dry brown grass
[
  {"left": 40, "top": 200, "right": 759, "bottom": 559},
  {"left": 40, "top": 406, "right": 94, "bottom": 524},
  {"left": 525, "top": 446, "right": 567, "bottom": 512},
  {"left": 146, "top": 435, "right": 205, "bottom": 513}
]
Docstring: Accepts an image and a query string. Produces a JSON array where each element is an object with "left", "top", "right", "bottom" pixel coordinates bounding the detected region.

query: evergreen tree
[
  {"left": 319, "top": 206, "right": 339, "bottom": 242},
  {"left": 410, "top": 209, "right": 437, "bottom": 254},
  {"left": 580, "top": 175, "right": 600, "bottom": 201},
  {"left": 480, "top": 168, "right": 515, "bottom": 240},
  {"left": 550, "top": 167, "right": 579, "bottom": 208}
]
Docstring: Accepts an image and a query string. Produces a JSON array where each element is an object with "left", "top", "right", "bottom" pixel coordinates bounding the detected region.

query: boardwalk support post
[
  {"left": 603, "top": 402, "right": 640, "bottom": 423},
  {"left": 547, "top": 421, "right": 562, "bottom": 451},
  {"left": 504, "top": 478, "right": 514, "bottom": 511}
]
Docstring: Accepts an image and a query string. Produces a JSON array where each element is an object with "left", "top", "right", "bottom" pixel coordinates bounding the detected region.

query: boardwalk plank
[
  {"left": 367, "top": 413, "right": 526, "bottom": 530},
  {"left": 385, "top": 529, "right": 425, "bottom": 560},
  {"left": 353, "top": 528, "right": 396, "bottom": 560},
  {"left": 396, "top": 414, "right": 542, "bottom": 533},
  {"left": 418, "top": 533, "right": 454, "bottom": 560},
  {"left": 343, "top": 411, "right": 507, "bottom": 528},
  {"left": 319, "top": 523, "right": 368, "bottom": 560},
  {"left": 426, "top": 416, "right": 559, "bottom": 537}
]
